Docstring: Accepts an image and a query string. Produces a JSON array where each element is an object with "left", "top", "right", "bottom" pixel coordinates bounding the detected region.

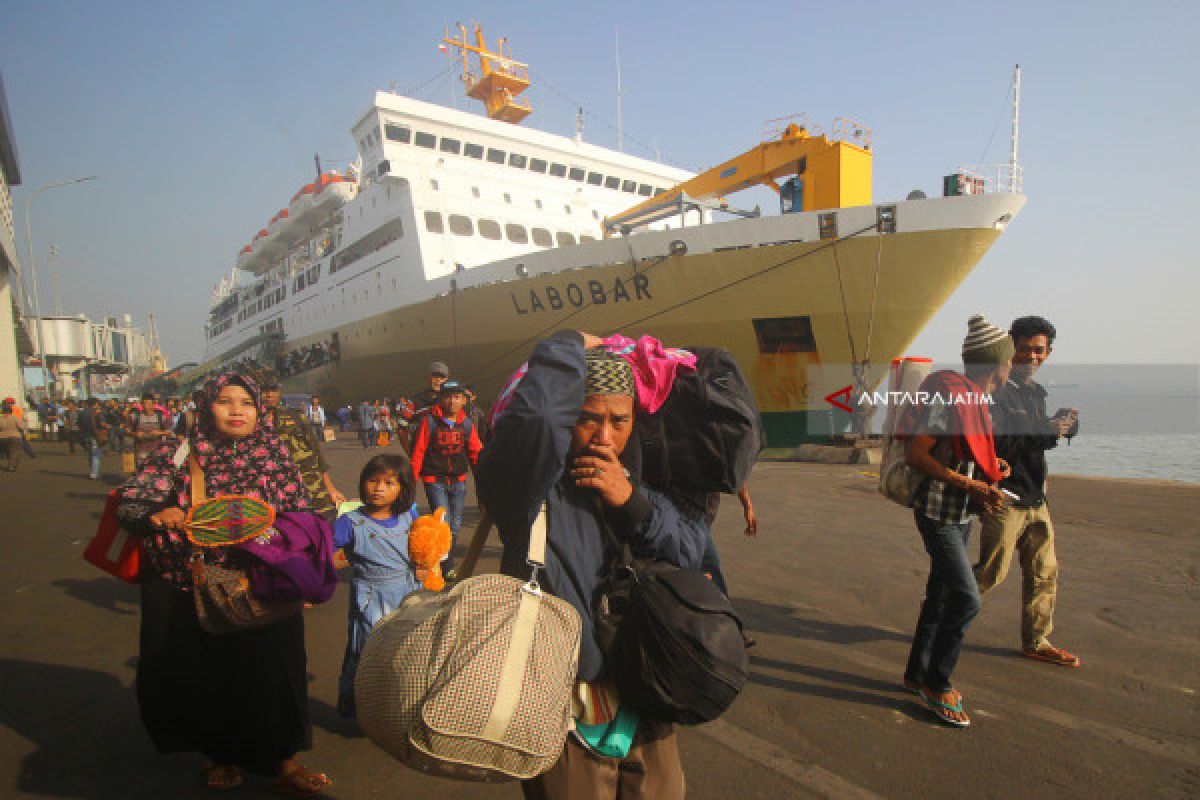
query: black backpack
[
  {"left": 639, "top": 347, "right": 765, "bottom": 494},
  {"left": 595, "top": 550, "right": 748, "bottom": 725}
]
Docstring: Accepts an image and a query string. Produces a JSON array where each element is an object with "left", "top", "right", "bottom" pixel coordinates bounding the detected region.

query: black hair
[
  {"left": 1009, "top": 316, "right": 1056, "bottom": 346},
  {"left": 141, "top": 391, "right": 156, "bottom": 401},
  {"left": 357, "top": 453, "right": 416, "bottom": 516}
]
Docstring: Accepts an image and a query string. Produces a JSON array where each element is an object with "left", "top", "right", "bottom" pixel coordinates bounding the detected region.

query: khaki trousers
[
  {"left": 975, "top": 503, "right": 1058, "bottom": 650},
  {"left": 521, "top": 723, "right": 685, "bottom": 800}
]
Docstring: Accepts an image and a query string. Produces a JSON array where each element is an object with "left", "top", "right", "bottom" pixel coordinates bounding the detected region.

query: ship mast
[{"left": 1010, "top": 64, "right": 1022, "bottom": 193}]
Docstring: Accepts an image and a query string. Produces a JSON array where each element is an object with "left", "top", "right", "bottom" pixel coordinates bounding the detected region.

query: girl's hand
[
  {"left": 150, "top": 507, "right": 187, "bottom": 532},
  {"left": 329, "top": 487, "right": 347, "bottom": 508}
]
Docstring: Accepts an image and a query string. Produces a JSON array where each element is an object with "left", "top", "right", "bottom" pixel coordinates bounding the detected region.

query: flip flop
[
  {"left": 919, "top": 688, "right": 971, "bottom": 728},
  {"left": 272, "top": 765, "right": 332, "bottom": 797}
]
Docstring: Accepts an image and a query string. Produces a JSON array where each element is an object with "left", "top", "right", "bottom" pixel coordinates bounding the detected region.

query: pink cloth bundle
[{"left": 601, "top": 334, "right": 696, "bottom": 414}]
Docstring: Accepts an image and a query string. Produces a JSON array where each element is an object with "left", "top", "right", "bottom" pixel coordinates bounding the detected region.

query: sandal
[
  {"left": 203, "top": 762, "right": 243, "bottom": 791},
  {"left": 919, "top": 687, "right": 971, "bottom": 728},
  {"left": 1023, "top": 643, "right": 1081, "bottom": 667},
  {"left": 273, "top": 765, "right": 332, "bottom": 797}
]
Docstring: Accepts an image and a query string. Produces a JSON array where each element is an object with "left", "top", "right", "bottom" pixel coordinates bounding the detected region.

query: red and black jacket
[{"left": 410, "top": 406, "right": 483, "bottom": 484}]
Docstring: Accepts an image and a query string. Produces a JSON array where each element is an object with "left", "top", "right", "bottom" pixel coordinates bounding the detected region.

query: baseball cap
[
  {"left": 429, "top": 361, "right": 450, "bottom": 377},
  {"left": 438, "top": 380, "right": 465, "bottom": 395}
]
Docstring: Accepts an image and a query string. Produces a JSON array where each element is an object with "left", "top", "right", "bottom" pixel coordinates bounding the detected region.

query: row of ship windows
[
  {"left": 423, "top": 211, "right": 597, "bottom": 247},
  {"left": 369, "top": 124, "right": 670, "bottom": 197},
  {"left": 236, "top": 287, "right": 287, "bottom": 325}
]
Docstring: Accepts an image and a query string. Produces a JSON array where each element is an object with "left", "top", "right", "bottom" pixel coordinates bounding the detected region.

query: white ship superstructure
[{"left": 204, "top": 92, "right": 692, "bottom": 364}]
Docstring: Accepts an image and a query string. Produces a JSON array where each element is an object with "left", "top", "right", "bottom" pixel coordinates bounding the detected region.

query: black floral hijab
[{"left": 118, "top": 369, "right": 310, "bottom": 512}]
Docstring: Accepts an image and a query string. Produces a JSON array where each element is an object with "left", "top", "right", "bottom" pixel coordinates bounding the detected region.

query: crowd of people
[
  {"left": 40, "top": 310, "right": 1078, "bottom": 797},
  {"left": 276, "top": 334, "right": 341, "bottom": 378}
]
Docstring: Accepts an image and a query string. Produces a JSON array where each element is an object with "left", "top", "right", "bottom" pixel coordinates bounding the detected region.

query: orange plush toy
[{"left": 408, "top": 508, "right": 454, "bottom": 591}]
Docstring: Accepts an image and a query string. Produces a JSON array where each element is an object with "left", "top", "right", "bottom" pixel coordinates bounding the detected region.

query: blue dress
[{"left": 334, "top": 505, "right": 421, "bottom": 716}]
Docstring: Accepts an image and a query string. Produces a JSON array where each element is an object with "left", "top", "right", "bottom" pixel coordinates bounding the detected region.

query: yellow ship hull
[{"left": 283, "top": 221, "right": 1005, "bottom": 445}]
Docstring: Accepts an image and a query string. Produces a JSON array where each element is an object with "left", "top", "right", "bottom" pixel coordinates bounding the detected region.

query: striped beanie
[
  {"left": 585, "top": 348, "right": 636, "bottom": 398},
  {"left": 962, "top": 314, "right": 1015, "bottom": 365}
]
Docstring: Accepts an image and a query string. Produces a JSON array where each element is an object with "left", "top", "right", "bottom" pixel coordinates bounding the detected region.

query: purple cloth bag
[{"left": 237, "top": 511, "right": 337, "bottom": 604}]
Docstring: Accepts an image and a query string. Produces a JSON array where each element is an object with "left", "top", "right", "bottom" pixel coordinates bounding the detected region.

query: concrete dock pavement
[{"left": 1, "top": 438, "right": 1197, "bottom": 798}]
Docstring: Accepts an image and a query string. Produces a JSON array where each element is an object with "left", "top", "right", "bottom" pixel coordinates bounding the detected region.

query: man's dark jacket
[
  {"left": 476, "top": 331, "right": 707, "bottom": 681},
  {"left": 990, "top": 376, "right": 1071, "bottom": 507}
]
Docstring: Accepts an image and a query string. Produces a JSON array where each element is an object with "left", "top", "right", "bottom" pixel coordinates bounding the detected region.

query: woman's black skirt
[{"left": 137, "top": 573, "right": 311, "bottom": 776}]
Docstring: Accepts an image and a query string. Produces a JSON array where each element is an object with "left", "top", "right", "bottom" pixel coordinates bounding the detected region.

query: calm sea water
[{"left": 1045, "top": 433, "right": 1200, "bottom": 484}]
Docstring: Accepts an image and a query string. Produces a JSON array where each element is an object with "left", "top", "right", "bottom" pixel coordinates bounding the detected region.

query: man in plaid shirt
[{"left": 902, "top": 315, "right": 1013, "bottom": 729}]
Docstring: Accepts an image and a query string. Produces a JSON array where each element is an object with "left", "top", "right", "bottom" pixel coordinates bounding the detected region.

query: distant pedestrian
[
  {"left": 307, "top": 395, "right": 326, "bottom": 439},
  {"left": 900, "top": 314, "right": 1013, "bottom": 728},
  {"left": 975, "top": 316, "right": 1081, "bottom": 668},
  {"left": 336, "top": 405, "right": 352, "bottom": 433},
  {"left": 130, "top": 392, "right": 171, "bottom": 466},
  {"left": 356, "top": 400, "right": 375, "bottom": 448},
  {"left": 408, "top": 381, "right": 482, "bottom": 573},
  {"left": 76, "top": 398, "right": 107, "bottom": 480},
  {"left": 410, "top": 361, "right": 450, "bottom": 420},
  {"left": 334, "top": 453, "right": 421, "bottom": 719},
  {"left": 105, "top": 400, "right": 127, "bottom": 453},
  {"left": 262, "top": 375, "right": 347, "bottom": 516},
  {"left": 0, "top": 399, "right": 26, "bottom": 471},
  {"left": 63, "top": 399, "right": 80, "bottom": 453}
]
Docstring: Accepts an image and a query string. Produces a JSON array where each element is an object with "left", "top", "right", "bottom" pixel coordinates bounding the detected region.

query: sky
[{"left": 2, "top": 0, "right": 1198, "bottom": 370}]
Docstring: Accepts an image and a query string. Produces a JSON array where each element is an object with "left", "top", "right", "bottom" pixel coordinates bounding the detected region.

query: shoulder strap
[
  {"left": 527, "top": 502, "right": 547, "bottom": 568},
  {"left": 187, "top": 454, "right": 207, "bottom": 506}
]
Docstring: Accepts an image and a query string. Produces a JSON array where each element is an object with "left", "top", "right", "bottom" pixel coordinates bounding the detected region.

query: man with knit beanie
[
  {"left": 478, "top": 330, "right": 707, "bottom": 800},
  {"left": 901, "top": 314, "right": 1013, "bottom": 728},
  {"left": 975, "top": 316, "right": 1081, "bottom": 667}
]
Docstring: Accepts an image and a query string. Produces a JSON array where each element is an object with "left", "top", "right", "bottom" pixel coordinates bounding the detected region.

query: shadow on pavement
[
  {"left": 53, "top": 578, "right": 139, "bottom": 615},
  {"left": 733, "top": 597, "right": 909, "bottom": 645},
  {"left": 0, "top": 658, "right": 178, "bottom": 798}
]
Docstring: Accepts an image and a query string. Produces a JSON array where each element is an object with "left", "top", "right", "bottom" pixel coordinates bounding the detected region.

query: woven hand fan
[{"left": 185, "top": 495, "right": 277, "bottom": 548}]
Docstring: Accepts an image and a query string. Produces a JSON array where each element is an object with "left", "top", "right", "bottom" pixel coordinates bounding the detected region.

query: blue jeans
[
  {"left": 423, "top": 480, "right": 467, "bottom": 570},
  {"left": 904, "top": 511, "right": 982, "bottom": 693},
  {"left": 359, "top": 428, "right": 373, "bottom": 448},
  {"left": 83, "top": 437, "right": 102, "bottom": 479}
]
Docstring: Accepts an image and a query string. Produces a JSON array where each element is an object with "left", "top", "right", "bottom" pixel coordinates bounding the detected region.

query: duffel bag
[
  {"left": 355, "top": 504, "right": 581, "bottom": 781},
  {"left": 596, "top": 527, "right": 748, "bottom": 726}
]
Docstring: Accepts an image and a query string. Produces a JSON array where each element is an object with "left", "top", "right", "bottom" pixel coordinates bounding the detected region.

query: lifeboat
[
  {"left": 310, "top": 172, "right": 356, "bottom": 219},
  {"left": 235, "top": 244, "right": 254, "bottom": 272},
  {"left": 268, "top": 208, "right": 303, "bottom": 245},
  {"left": 289, "top": 183, "right": 317, "bottom": 228}
]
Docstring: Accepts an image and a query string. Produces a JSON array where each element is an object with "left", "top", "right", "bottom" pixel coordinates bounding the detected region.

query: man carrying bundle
[{"left": 477, "top": 331, "right": 709, "bottom": 800}]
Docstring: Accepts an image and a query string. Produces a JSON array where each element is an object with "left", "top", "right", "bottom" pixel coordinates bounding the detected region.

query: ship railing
[
  {"left": 956, "top": 163, "right": 1024, "bottom": 194},
  {"left": 762, "top": 113, "right": 822, "bottom": 141},
  {"left": 605, "top": 192, "right": 759, "bottom": 237},
  {"left": 832, "top": 117, "right": 872, "bottom": 149}
]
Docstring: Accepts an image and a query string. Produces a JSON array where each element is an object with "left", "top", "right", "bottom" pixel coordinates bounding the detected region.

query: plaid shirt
[{"left": 913, "top": 402, "right": 977, "bottom": 524}]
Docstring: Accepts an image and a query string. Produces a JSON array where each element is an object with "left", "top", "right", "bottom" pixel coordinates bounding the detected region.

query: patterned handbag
[
  {"left": 355, "top": 503, "right": 581, "bottom": 781},
  {"left": 186, "top": 455, "right": 302, "bottom": 635}
]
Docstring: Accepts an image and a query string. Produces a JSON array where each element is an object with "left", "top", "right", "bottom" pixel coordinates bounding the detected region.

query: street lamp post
[{"left": 23, "top": 176, "right": 97, "bottom": 400}]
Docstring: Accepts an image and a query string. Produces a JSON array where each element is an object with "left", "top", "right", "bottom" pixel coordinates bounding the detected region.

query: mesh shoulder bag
[{"left": 355, "top": 503, "right": 581, "bottom": 782}]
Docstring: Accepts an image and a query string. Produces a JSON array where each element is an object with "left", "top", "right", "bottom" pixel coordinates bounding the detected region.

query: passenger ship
[{"left": 201, "top": 26, "right": 1026, "bottom": 445}]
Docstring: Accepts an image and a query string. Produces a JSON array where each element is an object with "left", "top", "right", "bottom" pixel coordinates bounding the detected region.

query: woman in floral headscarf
[{"left": 117, "top": 370, "right": 331, "bottom": 795}]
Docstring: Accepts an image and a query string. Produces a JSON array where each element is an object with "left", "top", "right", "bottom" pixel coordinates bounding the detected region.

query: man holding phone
[{"left": 975, "top": 316, "right": 1081, "bottom": 668}]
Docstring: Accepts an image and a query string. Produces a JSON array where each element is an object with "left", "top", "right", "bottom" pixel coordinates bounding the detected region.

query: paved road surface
[{"left": 1, "top": 438, "right": 1196, "bottom": 798}]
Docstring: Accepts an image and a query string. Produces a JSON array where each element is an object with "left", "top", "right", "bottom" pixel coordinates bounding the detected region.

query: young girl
[{"left": 334, "top": 453, "right": 421, "bottom": 719}]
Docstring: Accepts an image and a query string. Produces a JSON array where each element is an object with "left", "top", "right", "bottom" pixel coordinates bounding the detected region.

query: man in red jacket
[{"left": 409, "top": 381, "right": 483, "bottom": 572}]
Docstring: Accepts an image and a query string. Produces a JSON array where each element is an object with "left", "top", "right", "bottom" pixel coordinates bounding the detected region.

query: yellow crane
[{"left": 606, "top": 116, "right": 874, "bottom": 233}]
